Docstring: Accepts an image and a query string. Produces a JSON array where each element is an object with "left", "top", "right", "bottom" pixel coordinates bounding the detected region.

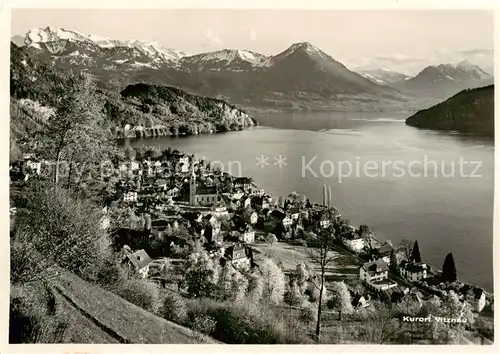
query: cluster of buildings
[{"left": 355, "top": 240, "right": 487, "bottom": 313}]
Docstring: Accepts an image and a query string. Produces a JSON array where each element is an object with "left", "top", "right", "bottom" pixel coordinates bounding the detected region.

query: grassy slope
[
  {"left": 251, "top": 241, "right": 363, "bottom": 281},
  {"left": 52, "top": 270, "right": 216, "bottom": 344}
]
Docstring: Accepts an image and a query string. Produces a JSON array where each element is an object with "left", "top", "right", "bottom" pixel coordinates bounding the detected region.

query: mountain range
[
  {"left": 10, "top": 41, "right": 257, "bottom": 160},
  {"left": 12, "top": 27, "right": 494, "bottom": 111},
  {"left": 342, "top": 49, "right": 494, "bottom": 77},
  {"left": 390, "top": 60, "right": 493, "bottom": 99}
]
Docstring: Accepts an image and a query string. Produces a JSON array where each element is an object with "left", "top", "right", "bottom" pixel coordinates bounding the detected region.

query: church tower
[{"left": 189, "top": 164, "right": 197, "bottom": 206}]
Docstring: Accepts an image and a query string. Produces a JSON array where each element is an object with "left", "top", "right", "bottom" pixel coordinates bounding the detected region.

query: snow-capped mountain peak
[
  {"left": 281, "top": 41, "right": 326, "bottom": 57},
  {"left": 26, "top": 27, "right": 87, "bottom": 46},
  {"left": 181, "top": 49, "right": 270, "bottom": 70},
  {"left": 24, "top": 27, "right": 187, "bottom": 62}
]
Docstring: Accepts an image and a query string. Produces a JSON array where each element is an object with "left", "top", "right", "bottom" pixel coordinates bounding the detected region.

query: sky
[{"left": 11, "top": 8, "right": 494, "bottom": 70}]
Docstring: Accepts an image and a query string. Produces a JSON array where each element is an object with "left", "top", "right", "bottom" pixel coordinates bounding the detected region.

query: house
[
  {"left": 123, "top": 191, "right": 138, "bottom": 202},
  {"left": 372, "top": 241, "right": 394, "bottom": 264},
  {"left": 461, "top": 285, "right": 487, "bottom": 312},
  {"left": 407, "top": 291, "right": 425, "bottom": 307},
  {"left": 233, "top": 177, "right": 253, "bottom": 191},
  {"left": 271, "top": 209, "right": 293, "bottom": 227},
  {"left": 359, "top": 259, "right": 389, "bottom": 283},
  {"left": 384, "top": 285, "right": 410, "bottom": 304},
  {"left": 223, "top": 244, "right": 252, "bottom": 269},
  {"left": 250, "top": 188, "right": 265, "bottom": 196},
  {"left": 123, "top": 249, "right": 152, "bottom": 278},
  {"left": 242, "top": 229, "right": 256, "bottom": 243},
  {"left": 26, "top": 161, "right": 42, "bottom": 175},
  {"left": 229, "top": 191, "right": 244, "bottom": 200},
  {"left": 212, "top": 202, "right": 229, "bottom": 216},
  {"left": 399, "top": 260, "right": 429, "bottom": 282},
  {"left": 242, "top": 209, "right": 258, "bottom": 225},
  {"left": 320, "top": 220, "right": 331, "bottom": 228},
  {"left": 289, "top": 207, "right": 300, "bottom": 220},
  {"left": 131, "top": 161, "right": 140, "bottom": 171},
  {"left": 155, "top": 179, "right": 168, "bottom": 190},
  {"left": 202, "top": 214, "right": 221, "bottom": 242},
  {"left": 352, "top": 293, "right": 370, "bottom": 308},
  {"left": 271, "top": 209, "right": 286, "bottom": 222},
  {"left": 282, "top": 216, "right": 293, "bottom": 227},
  {"left": 177, "top": 156, "right": 190, "bottom": 173},
  {"left": 241, "top": 197, "right": 252, "bottom": 208},
  {"left": 342, "top": 237, "right": 365, "bottom": 252},
  {"left": 167, "top": 186, "right": 180, "bottom": 197},
  {"left": 252, "top": 196, "right": 270, "bottom": 210}
]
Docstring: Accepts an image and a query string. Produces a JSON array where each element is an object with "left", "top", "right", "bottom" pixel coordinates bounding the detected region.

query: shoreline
[{"left": 113, "top": 142, "right": 494, "bottom": 295}]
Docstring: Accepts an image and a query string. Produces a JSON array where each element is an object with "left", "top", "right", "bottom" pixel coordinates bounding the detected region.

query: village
[
  {"left": 11, "top": 145, "right": 487, "bottom": 312},
  {"left": 9, "top": 146, "right": 493, "bottom": 343}
]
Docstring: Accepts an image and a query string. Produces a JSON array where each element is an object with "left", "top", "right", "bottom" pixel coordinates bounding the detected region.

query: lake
[{"left": 121, "top": 111, "right": 494, "bottom": 291}]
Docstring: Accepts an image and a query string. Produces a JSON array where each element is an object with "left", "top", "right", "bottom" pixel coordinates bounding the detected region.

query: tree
[
  {"left": 144, "top": 213, "right": 152, "bottom": 231},
  {"left": 41, "top": 73, "right": 113, "bottom": 187},
  {"left": 294, "top": 262, "right": 311, "bottom": 292},
  {"left": 410, "top": 240, "right": 422, "bottom": 263},
  {"left": 217, "top": 262, "right": 237, "bottom": 300},
  {"left": 230, "top": 269, "right": 248, "bottom": 302},
  {"left": 430, "top": 291, "right": 474, "bottom": 344},
  {"left": 13, "top": 182, "right": 108, "bottom": 284},
  {"left": 400, "top": 239, "right": 414, "bottom": 260},
  {"left": 308, "top": 225, "right": 336, "bottom": 340},
  {"left": 246, "top": 271, "right": 264, "bottom": 304},
  {"left": 396, "top": 294, "right": 421, "bottom": 316},
  {"left": 331, "top": 216, "right": 352, "bottom": 239},
  {"left": 259, "top": 258, "right": 286, "bottom": 304},
  {"left": 284, "top": 281, "right": 303, "bottom": 307},
  {"left": 389, "top": 249, "right": 398, "bottom": 273},
  {"left": 442, "top": 253, "right": 457, "bottom": 282},
  {"left": 266, "top": 233, "right": 278, "bottom": 247},
  {"left": 327, "top": 281, "right": 353, "bottom": 320},
  {"left": 159, "top": 292, "right": 187, "bottom": 324},
  {"left": 124, "top": 146, "right": 137, "bottom": 161},
  {"left": 359, "top": 307, "right": 402, "bottom": 344},
  {"left": 184, "top": 247, "right": 220, "bottom": 298},
  {"left": 299, "top": 306, "right": 317, "bottom": 326}
]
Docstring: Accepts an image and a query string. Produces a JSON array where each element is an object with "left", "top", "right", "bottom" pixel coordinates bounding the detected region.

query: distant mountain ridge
[
  {"left": 405, "top": 85, "right": 494, "bottom": 138},
  {"left": 14, "top": 26, "right": 409, "bottom": 111},
  {"left": 12, "top": 26, "right": 492, "bottom": 111},
  {"left": 391, "top": 60, "right": 493, "bottom": 99},
  {"left": 10, "top": 42, "right": 256, "bottom": 155},
  {"left": 359, "top": 69, "right": 410, "bottom": 85}
]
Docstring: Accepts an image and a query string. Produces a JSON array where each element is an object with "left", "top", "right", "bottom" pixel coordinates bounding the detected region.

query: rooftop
[
  {"left": 126, "top": 249, "right": 152, "bottom": 270},
  {"left": 362, "top": 259, "right": 389, "bottom": 274}
]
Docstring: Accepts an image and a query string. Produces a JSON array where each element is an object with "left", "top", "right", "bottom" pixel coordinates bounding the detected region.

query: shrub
[
  {"left": 187, "top": 298, "right": 310, "bottom": 344},
  {"left": 93, "top": 256, "right": 126, "bottom": 290},
  {"left": 113, "top": 278, "right": 161, "bottom": 313},
  {"left": 284, "top": 281, "right": 303, "bottom": 307},
  {"left": 9, "top": 283, "right": 68, "bottom": 343},
  {"left": 299, "top": 239, "right": 308, "bottom": 247},
  {"left": 10, "top": 240, "right": 50, "bottom": 285},
  {"left": 158, "top": 292, "right": 188, "bottom": 324},
  {"left": 191, "top": 314, "right": 217, "bottom": 335},
  {"left": 298, "top": 306, "right": 316, "bottom": 325}
]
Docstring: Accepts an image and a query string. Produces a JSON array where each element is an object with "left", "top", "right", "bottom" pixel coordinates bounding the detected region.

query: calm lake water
[{"left": 121, "top": 111, "right": 494, "bottom": 291}]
